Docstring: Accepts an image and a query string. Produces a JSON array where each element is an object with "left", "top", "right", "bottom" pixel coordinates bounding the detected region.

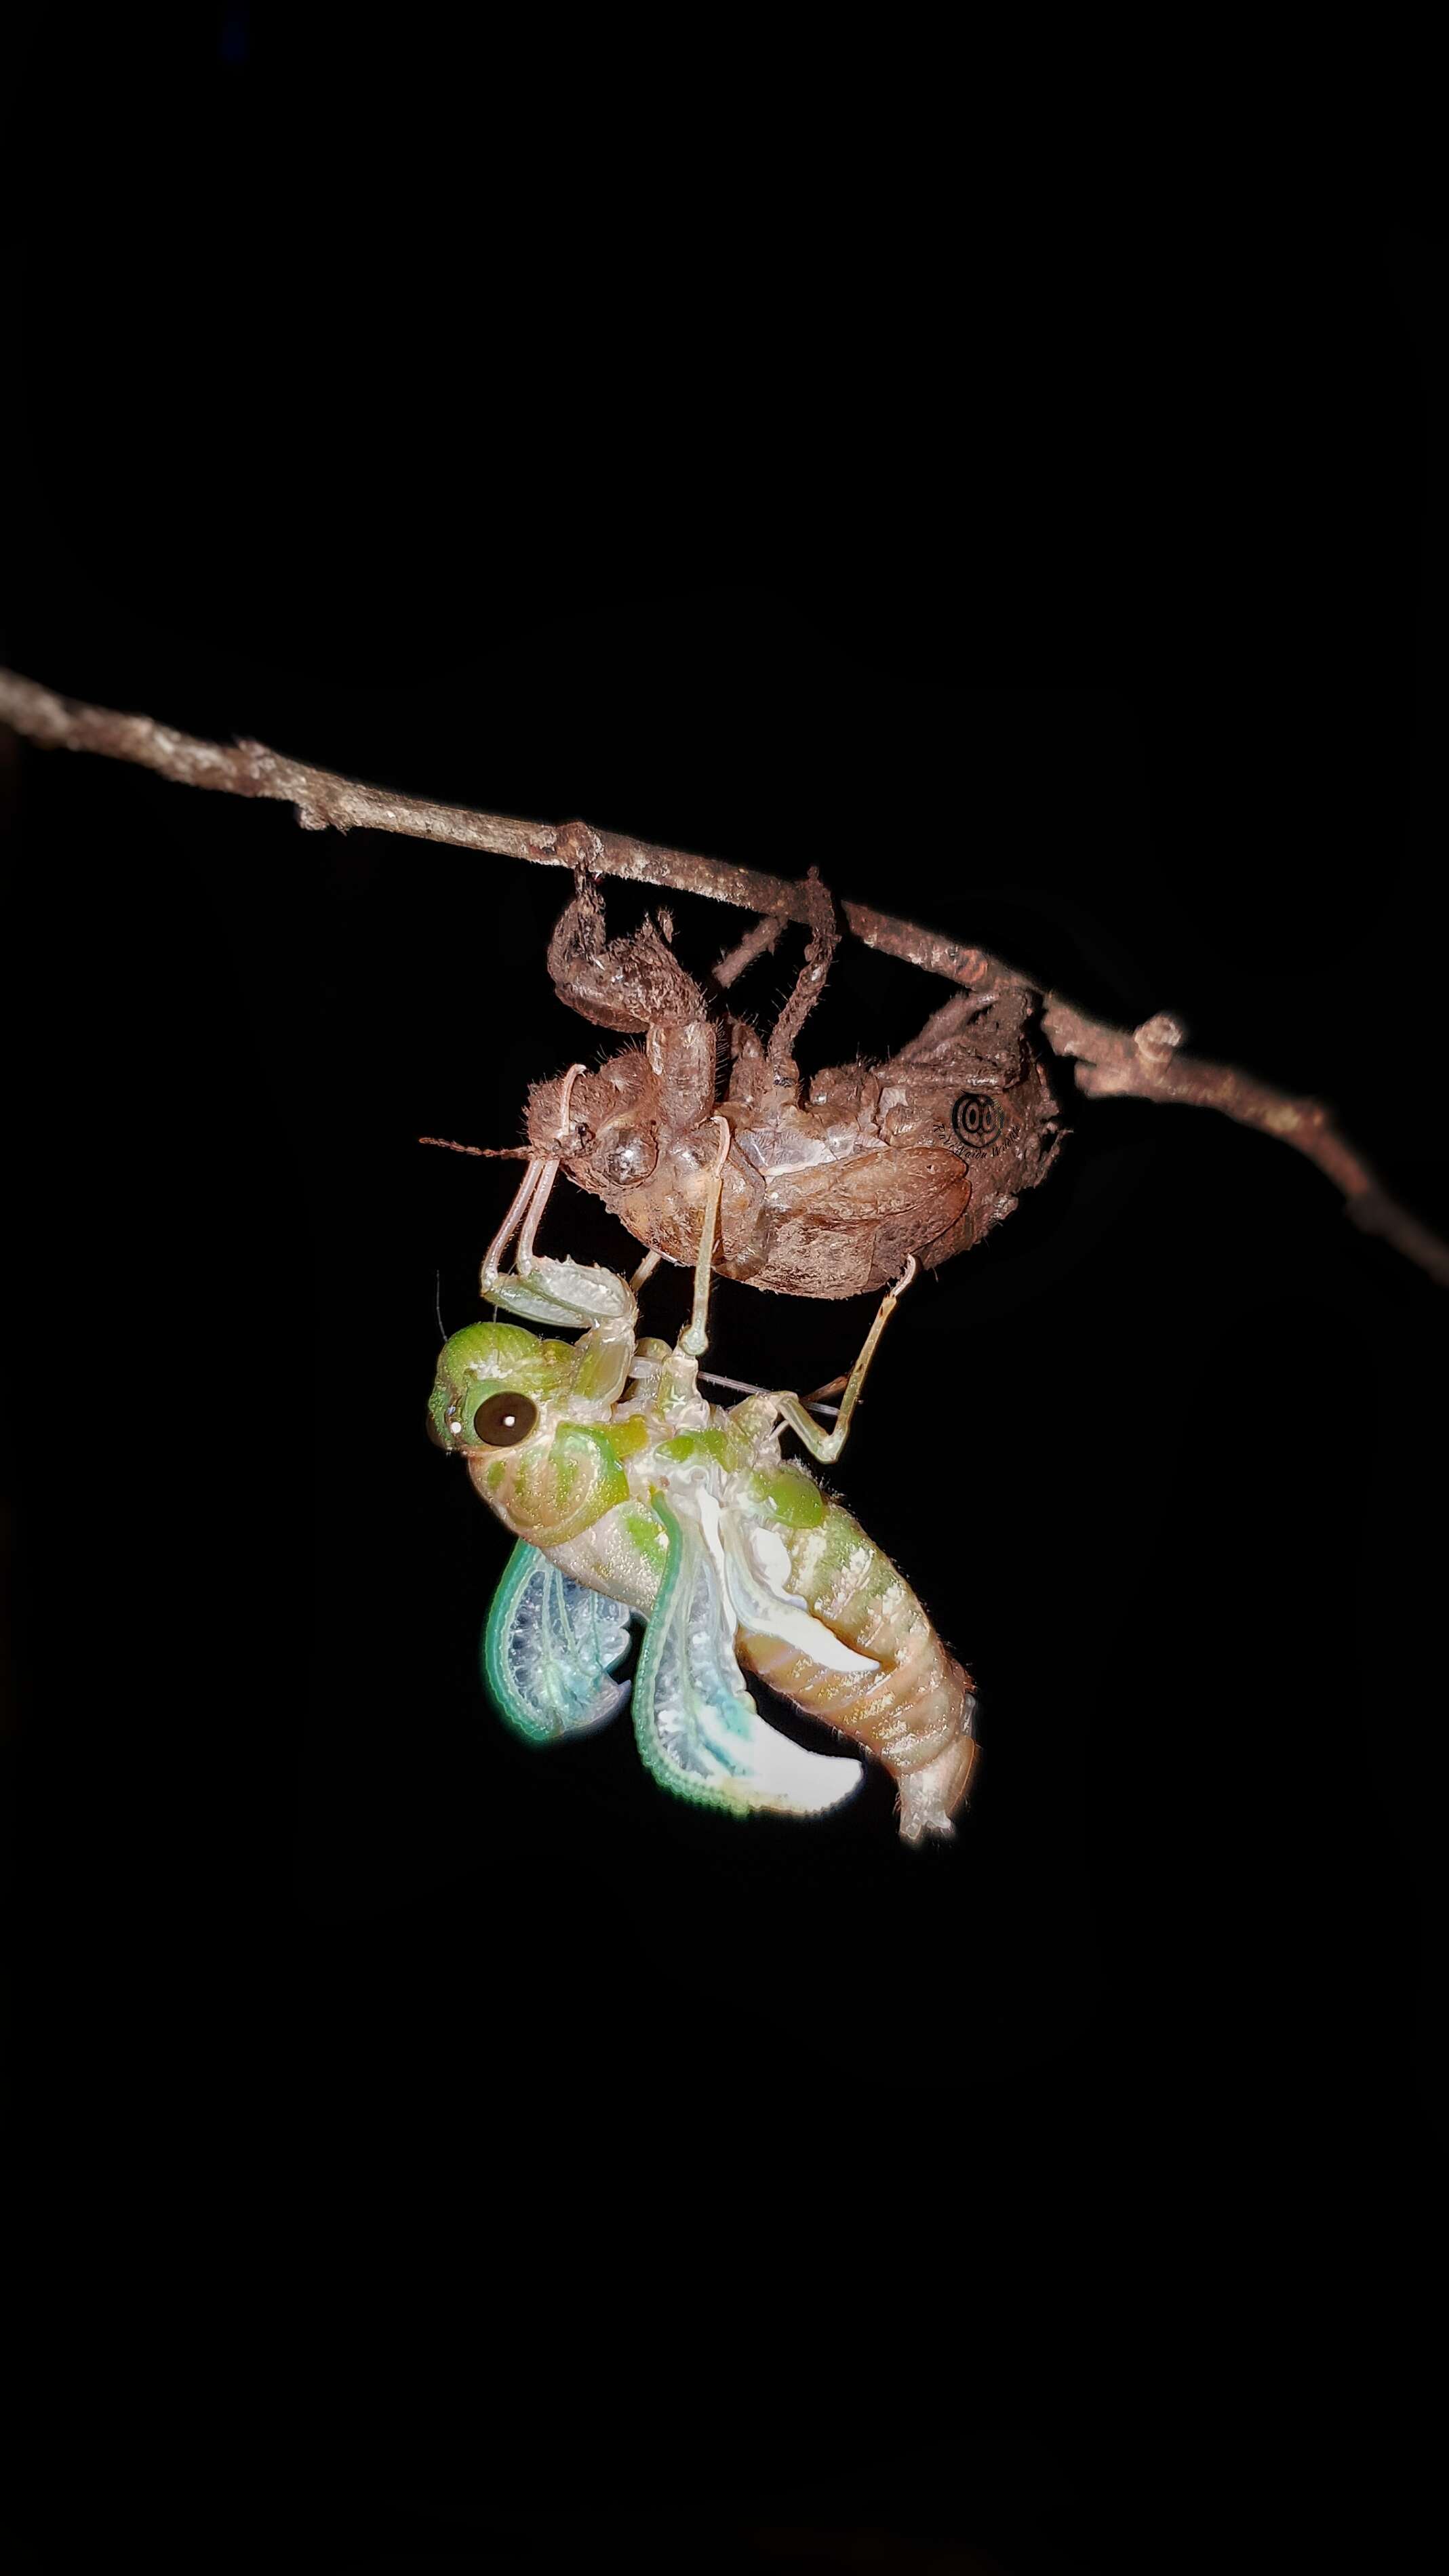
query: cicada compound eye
[
  {"left": 593, "top": 1126, "right": 658, "bottom": 1188},
  {"left": 471, "top": 1390, "right": 538, "bottom": 1448}
]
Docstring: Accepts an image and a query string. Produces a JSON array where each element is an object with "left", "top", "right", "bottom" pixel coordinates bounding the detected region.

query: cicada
[
  {"left": 427, "top": 870, "right": 1063, "bottom": 1301},
  {"left": 529, "top": 870, "right": 1063, "bottom": 1297},
  {"left": 426, "top": 1116, "right": 978, "bottom": 1842}
]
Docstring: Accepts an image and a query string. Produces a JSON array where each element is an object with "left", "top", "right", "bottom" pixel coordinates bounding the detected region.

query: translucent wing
[
  {"left": 633, "top": 1497, "right": 864, "bottom": 1820},
  {"left": 483, "top": 1540, "right": 633, "bottom": 1746}
]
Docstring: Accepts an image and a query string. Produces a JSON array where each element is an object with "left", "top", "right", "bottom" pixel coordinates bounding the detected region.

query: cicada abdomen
[{"left": 724, "top": 1474, "right": 978, "bottom": 1843}]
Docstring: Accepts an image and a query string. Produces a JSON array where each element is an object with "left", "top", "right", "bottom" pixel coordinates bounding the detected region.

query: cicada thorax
[
  {"left": 715, "top": 1135, "right": 976, "bottom": 1298},
  {"left": 465, "top": 1417, "right": 633, "bottom": 1550},
  {"left": 430, "top": 1316, "right": 633, "bottom": 1552}
]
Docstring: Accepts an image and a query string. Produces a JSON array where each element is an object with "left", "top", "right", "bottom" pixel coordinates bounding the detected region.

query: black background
[{"left": 3, "top": 31, "right": 1446, "bottom": 2574}]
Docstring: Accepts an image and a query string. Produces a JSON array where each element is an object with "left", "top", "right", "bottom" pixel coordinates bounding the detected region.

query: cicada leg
[
  {"left": 479, "top": 1063, "right": 587, "bottom": 1293},
  {"left": 765, "top": 866, "right": 838, "bottom": 1081},
  {"left": 480, "top": 1154, "right": 549, "bottom": 1289},
  {"left": 513, "top": 1154, "right": 565, "bottom": 1270},
  {"left": 767, "top": 1256, "right": 917, "bottom": 1464},
  {"left": 476, "top": 1069, "right": 639, "bottom": 1400},
  {"left": 677, "top": 1116, "right": 733, "bottom": 1359}
]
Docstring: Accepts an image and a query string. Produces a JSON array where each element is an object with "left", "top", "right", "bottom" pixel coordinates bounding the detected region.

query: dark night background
[{"left": 3, "top": 32, "right": 1445, "bottom": 2573}]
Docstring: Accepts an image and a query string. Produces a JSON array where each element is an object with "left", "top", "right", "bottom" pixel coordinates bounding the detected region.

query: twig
[
  {"left": 3, "top": 662, "right": 1444, "bottom": 1289},
  {"left": 0, "top": 665, "right": 1007, "bottom": 985},
  {"left": 1041, "top": 1004, "right": 1449, "bottom": 1287}
]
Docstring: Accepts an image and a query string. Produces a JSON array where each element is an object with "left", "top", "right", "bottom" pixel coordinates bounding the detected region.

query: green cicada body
[{"left": 427, "top": 1172, "right": 978, "bottom": 1840}]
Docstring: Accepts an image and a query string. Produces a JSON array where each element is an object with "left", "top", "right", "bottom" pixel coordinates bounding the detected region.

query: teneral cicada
[{"left": 427, "top": 1117, "right": 977, "bottom": 1842}]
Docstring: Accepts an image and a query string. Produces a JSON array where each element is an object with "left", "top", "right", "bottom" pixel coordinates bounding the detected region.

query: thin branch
[
  {"left": 1041, "top": 1003, "right": 1449, "bottom": 1287},
  {"left": 0, "top": 664, "right": 1008, "bottom": 986},
  {"left": 3, "top": 663, "right": 1445, "bottom": 1289}
]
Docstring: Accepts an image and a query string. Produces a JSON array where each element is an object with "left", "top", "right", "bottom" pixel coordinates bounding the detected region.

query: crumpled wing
[
  {"left": 485, "top": 1258, "right": 635, "bottom": 1331},
  {"left": 632, "top": 1497, "right": 863, "bottom": 1820},
  {"left": 483, "top": 1540, "right": 633, "bottom": 1745}
]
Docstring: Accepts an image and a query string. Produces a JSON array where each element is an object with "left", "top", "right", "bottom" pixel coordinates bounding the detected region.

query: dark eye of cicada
[
  {"left": 472, "top": 1391, "right": 538, "bottom": 1447},
  {"left": 593, "top": 1127, "right": 658, "bottom": 1187}
]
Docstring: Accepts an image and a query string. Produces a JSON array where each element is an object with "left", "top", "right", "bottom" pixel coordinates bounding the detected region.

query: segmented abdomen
[{"left": 736, "top": 1502, "right": 972, "bottom": 1780}]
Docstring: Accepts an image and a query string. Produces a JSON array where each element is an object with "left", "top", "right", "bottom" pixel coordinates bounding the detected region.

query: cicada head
[
  {"left": 427, "top": 1321, "right": 631, "bottom": 1549},
  {"left": 528, "top": 1058, "right": 661, "bottom": 1197},
  {"left": 426, "top": 1321, "right": 572, "bottom": 1457},
  {"left": 526, "top": 1025, "right": 722, "bottom": 1265}
]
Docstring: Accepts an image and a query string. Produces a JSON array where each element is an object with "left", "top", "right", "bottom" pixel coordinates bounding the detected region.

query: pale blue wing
[
  {"left": 483, "top": 1540, "right": 633, "bottom": 1746},
  {"left": 632, "top": 1498, "right": 863, "bottom": 1820}
]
